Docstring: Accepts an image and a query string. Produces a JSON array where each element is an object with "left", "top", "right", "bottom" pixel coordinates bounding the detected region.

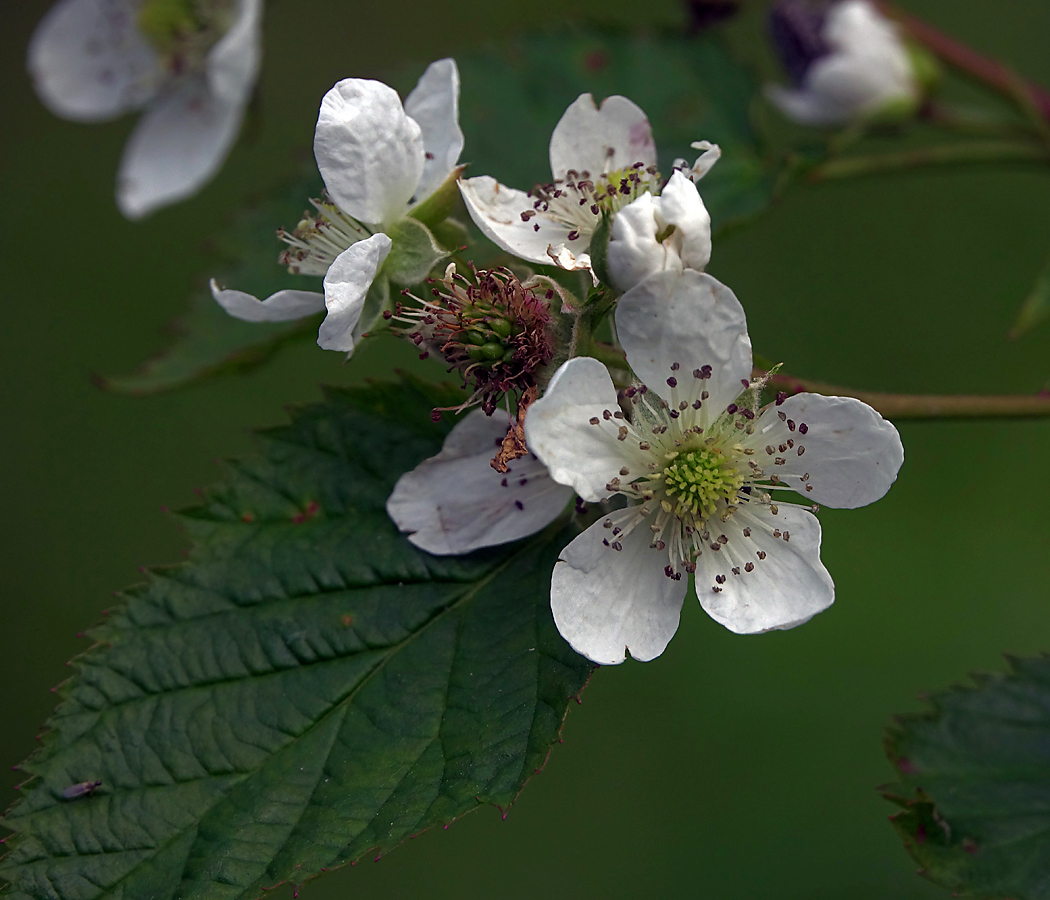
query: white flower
[
  {"left": 766, "top": 0, "right": 919, "bottom": 127},
  {"left": 211, "top": 58, "right": 464, "bottom": 356},
  {"left": 524, "top": 269, "right": 904, "bottom": 664},
  {"left": 459, "top": 93, "right": 719, "bottom": 276},
  {"left": 606, "top": 170, "right": 713, "bottom": 294},
  {"left": 387, "top": 410, "right": 573, "bottom": 555},
  {"left": 28, "top": 0, "right": 263, "bottom": 219}
]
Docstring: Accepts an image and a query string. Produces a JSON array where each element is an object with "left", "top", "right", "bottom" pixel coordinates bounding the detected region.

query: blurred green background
[{"left": 3, "top": 1, "right": 1050, "bottom": 897}]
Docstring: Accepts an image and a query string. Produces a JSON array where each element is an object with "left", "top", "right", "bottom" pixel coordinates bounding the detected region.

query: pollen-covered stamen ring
[{"left": 526, "top": 162, "right": 662, "bottom": 233}]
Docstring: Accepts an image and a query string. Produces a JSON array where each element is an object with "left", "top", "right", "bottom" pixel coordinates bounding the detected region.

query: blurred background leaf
[
  {"left": 885, "top": 655, "right": 1050, "bottom": 900},
  {"left": 1009, "top": 252, "right": 1050, "bottom": 339},
  {"left": 100, "top": 169, "right": 324, "bottom": 394}
]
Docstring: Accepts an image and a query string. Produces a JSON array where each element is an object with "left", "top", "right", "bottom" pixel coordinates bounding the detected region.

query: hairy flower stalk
[{"left": 390, "top": 266, "right": 555, "bottom": 425}]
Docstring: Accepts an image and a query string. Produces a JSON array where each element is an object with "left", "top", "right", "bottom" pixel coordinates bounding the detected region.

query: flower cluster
[{"left": 195, "top": 52, "right": 905, "bottom": 666}]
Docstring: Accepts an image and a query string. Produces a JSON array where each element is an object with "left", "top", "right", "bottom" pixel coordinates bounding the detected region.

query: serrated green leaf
[
  {"left": 1009, "top": 254, "right": 1050, "bottom": 339},
  {"left": 383, "top": 218, "right": 448, "bottom": 287},
  {"left": 884, "top": 654, "right": 1050, "bottom": 899},
  {"left": 101, "top": 169, "right": 326, "bottom": 394},
  {"left": 452, "top": 28, "right": 774, "bottom": 232},
  {"left": 0, "top": 378, "right": 592, "bottom": 900}
]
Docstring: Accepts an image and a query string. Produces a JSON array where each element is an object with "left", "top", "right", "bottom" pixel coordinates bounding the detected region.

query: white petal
[
  {"left": 459, "top": 176, "right": 581, "bottom": 267},
  {"left": 27, "top": 0, "right": 158, "bottom": 122},
  {"left": 804, "top": 53, "right": 911, "bottom": 120},
  {"left": 610, "top": 173, "right": 713, "bottom": 293},
  {"left": 403, "top": 58, "right": 464, "bottom": 205},
  {"left": 615, "top": 269, "right": 752, "bottom": 411},
  {"left": 317, "top": 233, "right": 392, "bottom": 353},
  {"left": 607, "top": 192, "right": 667, "bottom": 293},
  {"left": 688, "top": 140, "right": 722, "bottom": 181},
  {"left": 825, "top": 1, "right": 910, "bottom": 67},
  {"left": 314, "top": 79, "right": 424, "bottom": 227},
  {"left": 547, "top": 244, "right": 596, "bottom": 283},
  {"left": 549, "top": 94, "right": 657, "bottom": 180},
  {"left": 749, "top": 394, "right": 904, "bottom": 508},
  {"left": 523, "top": 358, "right": 629, "bottom": 503},
  {"left": 764, "top": 83, "right": 845, "bottom": 127},
  {"left": 210, "top": 281, "right": 326, "bottom": 322},
  {"left": 552, "top": 519, "right": 687, "bottom": 665},
  {"left": 387, "top": 411, "right": 572, "bottom": 555},
  {"left": 658, "top": 171, "right": 712, "bottom": 272},
  {"left": 696, "top": 505, "right": 834, "bottom": 634},
  {"left": 205, "top": 0, "right": 262, "bottom": 106},
  {"left": 116, "top": 75, "right": 244, "bottom": 219}
]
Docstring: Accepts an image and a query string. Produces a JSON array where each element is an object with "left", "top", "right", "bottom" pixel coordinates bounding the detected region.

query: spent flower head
[{"left": 391, "top": 265, "right": 555, "bottom": 423}]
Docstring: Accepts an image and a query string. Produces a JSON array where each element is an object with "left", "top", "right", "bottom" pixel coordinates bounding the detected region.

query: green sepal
[
  {"left": 430, "top": 217, "right": 470, "bottom": 252},
  {"left": 588, "top": 211, "right": 615, "bottom": 289},
  {"left": 408, "top": 165, "right": 467, "bottom": 229},
  {"left": 382, "top": 218, "right": 449, "bottom": 287},
  {"left": 351, "top": 275, "right": 392, "bottom": 342}
]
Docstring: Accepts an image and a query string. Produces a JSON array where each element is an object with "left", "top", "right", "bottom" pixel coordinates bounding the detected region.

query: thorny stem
[
  {"left": 808, "top": 139, "right": 1050, "bottom": 181},
  {"left": 761, "top": 370, "right": 1050, "bottom": 421},
  {"left": 877, "top": 1, "right": 1050, "bottom": 125}
]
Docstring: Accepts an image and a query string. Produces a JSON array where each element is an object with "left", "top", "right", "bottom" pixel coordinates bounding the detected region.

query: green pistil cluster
[
  {"left": 662, "top": 447, "right": 744, "bottom": 518},
  {"left": 460, "top": 306, "right": 520, "bottom": 365}
]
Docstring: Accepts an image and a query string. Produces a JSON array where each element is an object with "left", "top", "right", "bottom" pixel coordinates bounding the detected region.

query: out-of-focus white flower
[
  {"left": 211, "top": 59, "right": 464, "bottom": 356},
  {"left": 459, "top": 93, "right": 718, "bottom": 277},
  {"left": 387, "top": 410, "right": 573, "bottom": 555},
  {"left": 28, "top": 0, "right": 263, "bottom": 218},
  {"left": 524, "top": 268, "right": 904, "bottom": 665},
  {"left": 766, "top": 0, "right": 919, "bottom": 127},
  {"left": 606, "top": 171, "right": 713, "bottom": 293}
]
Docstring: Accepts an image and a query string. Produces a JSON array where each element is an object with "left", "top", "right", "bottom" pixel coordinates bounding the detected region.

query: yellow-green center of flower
[
  {"left": 136, "top": 0, "right": 236, "bottom": 67},
  {"left": 662, "top": 447, "right": 744, "bottom": 518}
]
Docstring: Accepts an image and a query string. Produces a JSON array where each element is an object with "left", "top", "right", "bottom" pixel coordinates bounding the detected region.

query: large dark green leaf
[
  {"left": 451, "top": 28, "right": 774, "bottom": 231},
  {"left": 0, "top": 378, "right": 592, "bottom": 900},
  {"left": 884, "top": 654, "right": 1050, "bottom": 899},
  {"left": 100, "top": 170, "right": 325, "bottom": 395}
]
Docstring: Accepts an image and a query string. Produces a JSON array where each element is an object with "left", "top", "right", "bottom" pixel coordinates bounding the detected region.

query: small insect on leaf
[{"left": 61, "top": 780, "right": 102, "bottom": 800}]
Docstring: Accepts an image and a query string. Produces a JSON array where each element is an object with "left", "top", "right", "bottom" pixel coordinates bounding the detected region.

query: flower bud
[{"left": 766, "top": 0, "right": 923, "bottom": 127}]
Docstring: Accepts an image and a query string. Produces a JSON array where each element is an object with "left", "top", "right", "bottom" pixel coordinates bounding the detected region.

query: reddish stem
[
  {"left": 762, "top": 371, "right": 1050, "bottom": 421},
  {"left": 877, "top": 1, "right": 1050, "bottom": 123}
]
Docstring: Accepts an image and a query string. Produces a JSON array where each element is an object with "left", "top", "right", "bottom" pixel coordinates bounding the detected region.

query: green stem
[
  {"left": 808, "top": 139, "right": 1049, "bottom": 181},
  {"left": 762, "top": 371, "right": 1050, "bottom": 420},
  {"left": 587, "top": 341, "right": 628, "bottom": 370}
]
